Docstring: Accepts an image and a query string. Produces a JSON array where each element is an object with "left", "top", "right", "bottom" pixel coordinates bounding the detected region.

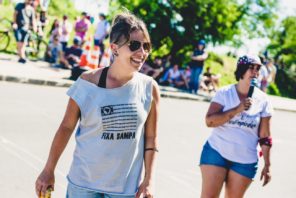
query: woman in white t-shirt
[
  {"left": 199, "top": 54, "right": 273, "bottom": 198},
  {"left": 35, "top": 12, "right": 159, "bottom": 198}
]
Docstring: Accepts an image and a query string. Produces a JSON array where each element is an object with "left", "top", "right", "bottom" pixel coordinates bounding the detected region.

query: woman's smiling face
[{"left": 115, "top": 30, "right": 151, "bottom": 71}]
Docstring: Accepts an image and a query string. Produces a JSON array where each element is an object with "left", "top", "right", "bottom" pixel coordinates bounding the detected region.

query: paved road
[{"left": 0, "top": 82, "right": 296, "bottom": 198}]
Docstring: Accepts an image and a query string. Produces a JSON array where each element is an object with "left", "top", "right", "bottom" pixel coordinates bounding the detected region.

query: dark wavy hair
[
  {"left": 109, "top": 12, "right": 151, "bottom": 47},
  {"left": 234, "top": 63, "right": 250, "bottom": 81}
]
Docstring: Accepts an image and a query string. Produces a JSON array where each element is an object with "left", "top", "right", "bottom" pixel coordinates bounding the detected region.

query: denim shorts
[
  {"left": 14, "top": 28, "right": 28, "bottom": 42},
  {"left": 66, "top": 182, "right": 135, "bottom": 198},
  {"left": 200, "top": 141, "right": 258, "bottom": 179}
]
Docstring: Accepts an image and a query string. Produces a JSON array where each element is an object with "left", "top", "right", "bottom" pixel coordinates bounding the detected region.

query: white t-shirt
[
  {"left": 60, "top": 21, "right": 72, "bottom": 42},
  {"left": 94, "top": 19, "right": 110, "bottom": 40},
  {"left": 168, "top": 69, "right": 182, "bottom": 80},
  {"left": 207, "top": 84, "right": 273, "bottom": 163},
  {"left": 258, "top": 65, "right": 269, "bottom": 87}
]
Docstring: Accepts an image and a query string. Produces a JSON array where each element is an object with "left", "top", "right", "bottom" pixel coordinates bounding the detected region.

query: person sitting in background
[
  {"left": 140, "top": 57, "right": 163, "bottom": 82},
  {"left": 183, "top": 66, "right": 191, "bottom": 84},
  {"left": 45, "top": 35, "right": 63, "bottom": 66},
  {"left": 167, "top": 64, "right": 189, "bottom": 89},
  {"left": 49, "top": 19, "right": 62, "bottom": 43},
  {"left": 200, "top": 67, "right": 220, "bottom": 92},
  {"left": 60, "top": 37, "right": 83, "bottom": 70}
]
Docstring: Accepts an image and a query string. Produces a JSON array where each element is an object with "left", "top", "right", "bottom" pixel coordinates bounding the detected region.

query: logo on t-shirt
[
  {"left": 100, "top": 103, "right": 137, "bottom": 140},
  {"left": 228, "top": 112, "right": 258, "bottom": 129},
  {"left": 101, "top": 106, "right": 113, "bottom": 116}
]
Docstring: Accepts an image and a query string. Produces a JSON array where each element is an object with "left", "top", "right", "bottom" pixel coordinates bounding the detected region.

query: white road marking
[{"left": 0, "top": 135, "right": 66, "bottom": 189}]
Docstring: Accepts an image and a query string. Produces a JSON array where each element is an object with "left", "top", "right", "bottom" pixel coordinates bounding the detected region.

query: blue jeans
[
  {"left": 66, "top": 182, "right": 135, "bottom": 198},
  {"left": 200, "top": 141, "right": 258, "bottom": 179},
  {"left": 190, "top": 67, "right": 203, "bottom": 93}
]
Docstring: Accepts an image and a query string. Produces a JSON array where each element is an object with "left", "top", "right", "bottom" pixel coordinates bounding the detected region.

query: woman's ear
[{"left": 110, "top": 43, "right": 119, "bottom": 56}]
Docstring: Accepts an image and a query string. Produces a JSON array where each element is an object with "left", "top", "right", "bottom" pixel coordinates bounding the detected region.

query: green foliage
[
  {"left": 267, "top": 16, "right": 296, "bottom": 98},
  {"left": 47, "top": 0, "right": 79, "bottom": 19},
  {"left": 207, "top": 52, "right": 224, "bottom": 66},
  {"left": 267, "top": 82, "right": 281, "bottom": 96},
  {"left": 0, "top": 4, "right": 13, "bottom": 22},
  {"left": 268, "top": 16, "right": 296, "bottom": 68},
  {"left": 205, "top": 54, "right": 237, "bottom": 87},
  {"left": 112, "top": 0, "right": 278, "bottom": 64},
  {"left": 275, "top": 69, "right": 296, "bottom": 99},
  {"left": 0, "top": 4, "right": 16, "bottom": 53}
]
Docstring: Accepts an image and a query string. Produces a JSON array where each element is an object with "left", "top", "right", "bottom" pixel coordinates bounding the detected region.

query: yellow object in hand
[{"left": 40, "top": 188, "right": 52, "bottom": 198}]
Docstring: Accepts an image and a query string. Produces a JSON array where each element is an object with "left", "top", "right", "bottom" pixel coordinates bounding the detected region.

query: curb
[
  {"left": 1, "top": 74, "right": 296, "bottom": 113},
  {"left": 0, "top": 74, "right": 74, "bottom": 88}
]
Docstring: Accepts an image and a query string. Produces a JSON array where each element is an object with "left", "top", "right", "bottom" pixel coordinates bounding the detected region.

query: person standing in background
[
  {"left": 74, "top": 12, "right": 89, "bottom": 42},
  {"left": 94, "top": 13, "right": 110, "bottom": 64},
  {"left": 12, "top": 0, "right": 36, "bottom": 64},
  {"left": 60, "top": 15, "right": 72, "bottom": 51},
  {"left": 189, "top": 40, "right": 208, "bottom": 94}
]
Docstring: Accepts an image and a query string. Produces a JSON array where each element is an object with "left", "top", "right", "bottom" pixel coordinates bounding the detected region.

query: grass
[
  {"left": 0, "top": 4, "right": 16, "bottom": 54},
  {"left": 205, "top": 54, "right": 237, "bottom": 87}
]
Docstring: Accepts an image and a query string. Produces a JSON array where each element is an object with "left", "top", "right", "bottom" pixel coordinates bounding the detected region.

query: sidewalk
[{"left": 1, "top": 53, "right": 296, "bottom": 112}]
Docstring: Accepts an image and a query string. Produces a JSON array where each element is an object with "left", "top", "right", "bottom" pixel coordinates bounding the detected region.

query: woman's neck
[
  {"left": 108, "top": 62, "right": 136, "bottom": 82},
  {"left": 236, "top": 81, "right": 249, "bottom": 97}
]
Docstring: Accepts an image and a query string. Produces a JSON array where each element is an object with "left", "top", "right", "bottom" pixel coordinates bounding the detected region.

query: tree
[
  {"left": 268, "top": 16, "right": 296, "bottom": 68},
  {"left": 47, "top": 0, "right": 79, "bottom": 19},
  {"left": 111, "top": 0, "right": 278, "bottom": 63}
]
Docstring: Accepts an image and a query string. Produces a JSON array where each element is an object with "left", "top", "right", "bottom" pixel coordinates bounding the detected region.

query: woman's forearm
[
  {"left": 144, "top": 137, "right": 157, "bottom": 180},
  {"left": 206, "top": 106, "right": 241, "bottom": 127},
  {"left": 44, "top": 125, "right": 74, "bottom": 172},
  {"left": 261, "top": 145, "right": 271, "bottom": 166}
]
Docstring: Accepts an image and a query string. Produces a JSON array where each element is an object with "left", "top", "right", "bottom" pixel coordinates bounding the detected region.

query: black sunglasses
[
  {"left": 128, "top": 40, "right": 151, "bottom": 53},
  {"left": 249, "top": 64, "right": 261, "bottom": 71}
]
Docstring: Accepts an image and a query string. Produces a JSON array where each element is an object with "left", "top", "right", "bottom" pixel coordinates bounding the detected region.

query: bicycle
[
  {"left": 25, "top": 30, "right": 48, "bottom": 61},
  {"left": 0, "top": 18, "right": 48, "bottom": 60},
  {"left": 0, "top": 18, "right": 12, "bottom": 51}
]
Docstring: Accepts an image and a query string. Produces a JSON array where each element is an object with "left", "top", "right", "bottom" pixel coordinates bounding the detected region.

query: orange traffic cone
[
  {"left": 88, "top": 45, "right": 100, "bottom": 69},
  {"left": 99, "top": 47, "right": 111, "bottom": 68},
  {"left": 79, "top": 37, "right": 91, "bottom": 67}
]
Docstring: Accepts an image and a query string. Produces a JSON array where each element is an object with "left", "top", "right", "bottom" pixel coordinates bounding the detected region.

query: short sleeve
[
  {"left": 15, "top": 3, "right": 22, "bottom": 11},
  {"left": 260, "top": 98, "right": 274, "bottom": 117},
  {"left": 67, "top": 78, "right": 89, "bottom": 113},
  {"left": 211, "top": 88, "right": 225, "bottom": 106}
]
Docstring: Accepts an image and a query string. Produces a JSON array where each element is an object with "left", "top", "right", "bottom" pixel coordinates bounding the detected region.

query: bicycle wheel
[
  {"left": 0, "top": 31, "right": 10, "bottom": 51},
  {"left": 26, "top": 33, "right": 48, "bottom": 60}
]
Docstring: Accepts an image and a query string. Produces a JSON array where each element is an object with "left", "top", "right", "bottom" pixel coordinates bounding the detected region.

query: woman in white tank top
[{"left": 35, "top": 11, "right": 160, "bottom": 198}]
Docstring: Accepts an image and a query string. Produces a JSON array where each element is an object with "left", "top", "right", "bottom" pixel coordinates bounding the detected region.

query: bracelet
[
  {"left": 145, "top": 148, "right": 159, "bottom": 152},
  {"left": 259, "top": 137, "right": 272, "bottom": 147}
]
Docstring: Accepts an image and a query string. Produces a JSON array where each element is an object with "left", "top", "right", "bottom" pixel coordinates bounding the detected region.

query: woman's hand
[
  {"left": 238, "top": 97, "right": 253, "bottom": 111},
  {"left": 135, "top": 178, "right": 153, "bottom": 198},
  {"left": 35, "top": 169, "right": 55, "bottom": 197},
  {"left": 260, "top": 164, "right": 271, "bottom": 186}
]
